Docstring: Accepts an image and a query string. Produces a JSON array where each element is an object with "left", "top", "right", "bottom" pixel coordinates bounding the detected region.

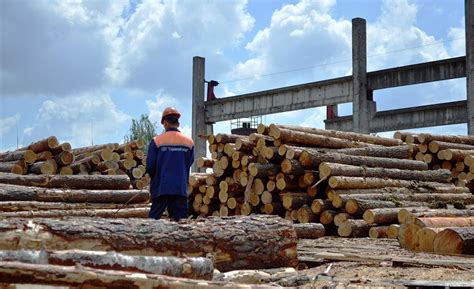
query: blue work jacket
[{"left": 146, "top": 128, "right": 194, "bottom": 198}]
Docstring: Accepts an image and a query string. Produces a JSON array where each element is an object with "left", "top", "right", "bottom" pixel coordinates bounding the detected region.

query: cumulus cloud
[
  {"left": 0, "top": 113, "right": 20, "bottom": 136},
  {"left": 0, "top": 0, "right": 115, "bottom": 97},
  {"left": 23, "top": 92, "right": 130, "bottom": 147},
  {"left": 145, "top": 91, "right": 179, "bottom": 123}
]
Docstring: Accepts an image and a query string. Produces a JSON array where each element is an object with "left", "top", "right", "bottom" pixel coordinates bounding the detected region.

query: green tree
[{"left": 124, "top": 114, "right": 157, "bottom": 154}]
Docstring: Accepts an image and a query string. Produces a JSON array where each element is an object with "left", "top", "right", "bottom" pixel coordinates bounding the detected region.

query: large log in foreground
[
  {"left": 0, "top": 173, "right": 131, "bottom": 190},
  {"left": 0, "top": 261, "right": 254, "bottom": 289},
  {"left": 0, "top": 184, "right": 149, "bottom": 203},
  {"left": 0, "top": 215, "right": 298, "bottom": 271},
  {"left": 433, "top": 227, "right": 474, "bottom": 255},
  {"left": 0, "top": 250, "right": 214, "bottom": 280}
]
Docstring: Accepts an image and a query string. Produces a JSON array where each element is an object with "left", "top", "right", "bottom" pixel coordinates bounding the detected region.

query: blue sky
[{"left": 0, "top": 0, "right": 467, "bottom": 152}]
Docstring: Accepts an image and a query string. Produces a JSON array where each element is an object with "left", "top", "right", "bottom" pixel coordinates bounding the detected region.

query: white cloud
[
  {"left": 24, "top": 92, "right": 130, "bottom": 147},
  {"left": 0, "top": 113, "right": 20, "bottom": 136},
  {"left": 145, "top": 92, "right": 179, "bottom": 124}
]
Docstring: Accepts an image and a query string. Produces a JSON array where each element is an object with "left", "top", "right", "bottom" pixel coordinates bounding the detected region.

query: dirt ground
[{"left": 295, "top": 237, "right": 474, "bottom": 288}]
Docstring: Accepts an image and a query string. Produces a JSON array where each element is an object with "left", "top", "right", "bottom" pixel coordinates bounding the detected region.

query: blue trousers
[{"left": 149, "top": 195, "right": 188, "bottom": 221}]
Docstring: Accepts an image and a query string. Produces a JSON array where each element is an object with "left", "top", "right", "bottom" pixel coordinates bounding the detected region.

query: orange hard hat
[{"left": 161, "top": 107, "right": 181, "bottom": 124}]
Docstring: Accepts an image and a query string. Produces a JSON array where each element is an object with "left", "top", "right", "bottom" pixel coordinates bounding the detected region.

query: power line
[{"left": 220, "top": 37, "right": 465, "bottom": 84}]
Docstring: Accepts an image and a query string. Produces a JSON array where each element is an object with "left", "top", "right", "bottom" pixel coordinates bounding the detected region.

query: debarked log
[
  {"left": 0, "top": 215, "right": 298, "bottom": 271},
  {"left": 0, "top": 173, "right": 131, "bottom": 190},
  {"left": 0, "top": 249, "right": 214, "bottom": 280},
  {"left": 0, "top": 184, "right": 149, "bottom": 203}
]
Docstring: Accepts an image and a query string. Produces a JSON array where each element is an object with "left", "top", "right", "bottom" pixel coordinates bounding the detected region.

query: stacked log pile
[
  {"left": 0, "top": 137, "right": 149, "bottom": 189},
  {"left": 189, "top": 124, "right": 474, "bottom": 249}
]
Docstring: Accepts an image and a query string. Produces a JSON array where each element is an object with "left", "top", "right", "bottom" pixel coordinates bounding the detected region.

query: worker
[{"left": 146, "top": 107, "right": 194, "bottom": 221}]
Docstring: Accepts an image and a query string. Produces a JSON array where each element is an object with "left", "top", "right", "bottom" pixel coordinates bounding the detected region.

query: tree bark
[
  {"left": 51, "top": 142, "right": 72, "bottom": 155},
  {"left": 418, "top": 133, "right": 474, "bottom": 145},
  {"left": 337, "top": 145, "right": 414, "bottom": 159},
  {"left": 338, "top": 193, "right": 471, "bottom": 204},
  {"left": 337, "top": 220, "right": 372, "bottom": 237},
  {"left": 20, "top": 136, "right": 59, "bottom": 153},
  {"left": 368, "top": 226, "right": 389, "bottom": 239},
  {"left": 0, "top": 160, "right": 26, "bottom": 175},
  {"left": 328, "top": 176, "right": 452, "bottom": 189},
  {"left": 0, "top": 201, "right": 149, "bottom": 211},
  {"left": 269, "top": 127, "right": 372, "bottom": 149},
  {"left": 71, "top": 143, "right": 118, "bottom": 155},
  {"left": 345, "top": 199, "right": 398, "bottom": 216},
  {"left": 248, "top": 163, "right": 281, "bottom": 178},
  {"left": 0, "top": 184, "right": 149, "bottom": 203},
  {"left": 293, "top": 223, "right": 325, "bottom": 239},
  {"left": 269, "top": 124, "right": 402, "bottom": 146},
  {"left": 0, "top": 150, "right": 37, "bottom": 164},
  {"left": 299, "top": 151, "right": 428, "bottom": 170},
  {"left": 280, "top": 193, "right": 313, "bottom": 210},
  {"left": 439, "top": 149, "right": 474, "bottom": 162},
  {"left": 429, "top": 140, "right": 474, "bottom": 153},
  {"left": 363, "top": 208, "right": 407, "bottom": 224},
  {"left": 215, "top": 133, "right": 246, "bottom": 144},
  {"left": 328, "top": 186, "right": 470, "bottom": 197},
  {"left": 0, "top": 207, "right": 149, "bottom": 218},
  {"left": 433, "top": 227, "right": 474, "bottom": 255},
  {"left": 0, "top": 215, "right": 298, "bottom": 271},
  {"left": 54, "top": 151, "right": 74, "bottom": 166},
  {"left": 319, "top": 162, "right": 451, "bottom": 182},
  {"left": 0, "top": 173, "right": 131, "bottom": 190},
  {"left": 281, "top": 159, "right": 306, "bottom": 175},
  {"left": 0, "top": 261, "right": 244, "bottom": 288},
  {"left": 0, "top": 249, "right": 214, "bottom": 280}
]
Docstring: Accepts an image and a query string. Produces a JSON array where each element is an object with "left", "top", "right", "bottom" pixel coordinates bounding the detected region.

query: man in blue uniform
[{"left": 146, "top": 107, "right": 194, "bottom": 221}]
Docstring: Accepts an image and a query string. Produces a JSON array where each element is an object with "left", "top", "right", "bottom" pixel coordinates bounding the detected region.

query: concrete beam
[
  {"left": 367, "top": 56, "right": 466, "bottom": 90},
  {"left": 204, "top": 76, "right": 352, "bottom": 123},
  {"left": 467, "top": 0, "right": 474, "bottom": 134},
  {"left": 325, "top": 101, "right": 468, "bottom": 133},
  {"left": 191, "top": 56, "right": 207, "bottom": 172}
]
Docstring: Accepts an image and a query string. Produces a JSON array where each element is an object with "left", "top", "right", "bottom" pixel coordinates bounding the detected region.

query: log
[
  {"left": 337, "top": 220, "right": 372, "bottom": 237},
  {"left": 0, "top": 261, "right": 239, "bottom": 288},
  {"left": 296, "top": 205, "right": 318, "bottom": 223},
  {"left": 292, "top": 223, "right": 325, "bottom": 239},
  {"left": 269, "top": 127, "right": 372, "bottom": 149},
  {"left": 328, "top": 186, "right": 470, "bottom": 197},
  {"left": 71, "top": 143, "right": 117, "bottom": 155},
  {"left": 393, "top": 131, "right": 417, "bottom": 142},
  {"left": 270, "top": 124, "right": 401, "bottom": 146},
  {"left": 36, "top": 151, "right": 53, "bottom": 161},
  {"left": 281, "top": 159, "right": 306, "bottom": 175},
  {"left": 0, "top": 201, "right": 149, "bottom": 212},
  {"left": 405, "top": 209, "right": 474, "bottom": 223},
  {"left": 59, "top": 166, "right": 73, "bottom": 175},
  {"left": 0, "top": 150, "right": 37, "bottom": 164},
  {"left": 414, "top": 217, "right": 474, "bottom": 228},
  {"left": 369, "top": 226, "right": 389, "bottom": 239},
  {"left": 319, "top": 162, "right": 451, "bottom": 182},
  {"left": 337, "top": 145, "right": 414, "bottom": 159},
  {"left": 363, "top": 208, "right": 406, "bottom": 224},
  {"left": 299, "top": 151, "right": 428, "bottom": 170},
  {"left": 333, "top": 213, "right": 354, "bottom": 227},
  {"left": 0, "top": 216, "right": 298, "bottom": 271},
  {"left": 387, "top": 224, "right": 400, "bottom": 239},
  {"left": 337, "top": 193, "right": 472, "bottom": 204},
  {"left": 0, "top": 249, "right": 214, "bottom": 280},
  {"left": 280, "top": 193, "right": 313, "bottom": 210},
  {"left": 418, "top": 133, "right": 474, "bottom": 145},
  {"left": 345, "top": 199, "right": 398, "bottom": 216},
  {"left": 433, "top": 227, "right": 474, "bottom": 255},
  {"left": 398, "top": 223, "right": 421, "bottom": 249},
  {"left": 328, "top": 176, "right": 452, "bottom": 189},
  {"left": 0, "top": 173, "right": 130, "bottom": 190},
  {"left": 248, "top": 163, "right": 281, "bottom": 178},
  {"left": 320, "top": 210, "right": 337, "bottom": 225},
  {"left": 310, "top": 199, "right": 333, "bottom": 214},
  {"left": 50, "top": 142, "right": 72, "bottom": 155},
  {"left": 429, "top": 140, "right": 474, "bottom": 153},
  {"left": 416, "top": 227, "right": 446, "bottom": 252},
  {"left": 70, "top": 155, "right": 100, "bottom": 173},
  {"left": 0, "top": 207, "right": 149, "bottom": 218},
  {"left": 54, "top": 151, "right": 74, "bottom": 166},
  {"left": 28, "top": 159, "right": 58, "bottom": 175},
  {"left": 215, "top": 133, "right": 245, "bottom": 144},
  {"left": 0, "top": 184, "right": 148, "bottom": 203},
  {"left": 441, "top": 149, "right": 474, "bottom": 161},
  {"left": 0, "top": 160, "right": 26, "bottom": 175},
  {"left": 21, "top": 136, "right": 58, "bottom": 153}
]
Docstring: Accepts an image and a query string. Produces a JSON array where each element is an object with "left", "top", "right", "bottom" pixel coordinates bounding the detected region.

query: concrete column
[
  {"left": 467, "top": 0, "right": 474, "bottom": 135},
  {"left": 352, "top": 18, "right": 375, "bottom": 134},
  {"left": 192, "top": 56, "right": 207, "bottom": 172}
]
